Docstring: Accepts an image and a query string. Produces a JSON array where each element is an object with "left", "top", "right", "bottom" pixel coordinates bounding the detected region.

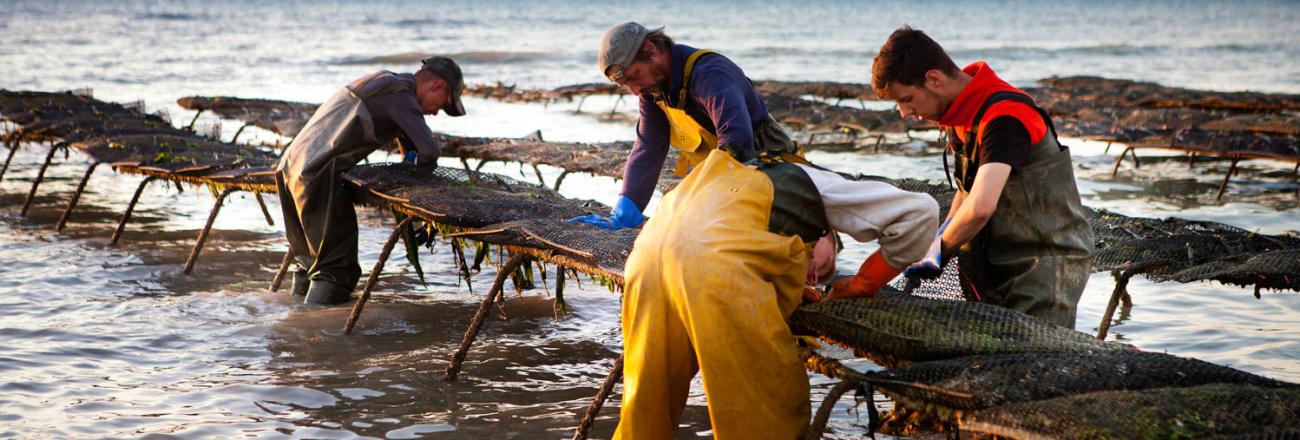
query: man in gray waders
[
  {"left": 276, "top": 57, "right": 466, "bottom": 305},
  {"left": 872, "top": 26, "right": 1095, "bottom": 328}
]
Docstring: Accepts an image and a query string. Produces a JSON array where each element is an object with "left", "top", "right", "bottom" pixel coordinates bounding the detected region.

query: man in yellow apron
[
  {"left": 276, "top": 57, "right": 466, "bottom": 305},
  {"left": 571, "top": 22, "right": 802, "bottom": 230},
  {"left": 591, "top": 23, "right": 940, "bottom": 438}
]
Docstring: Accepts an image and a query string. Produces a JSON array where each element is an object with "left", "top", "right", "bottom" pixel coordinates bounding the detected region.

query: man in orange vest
[{"left": 872, "top": 26, "right": 1095, "bottom": 328}]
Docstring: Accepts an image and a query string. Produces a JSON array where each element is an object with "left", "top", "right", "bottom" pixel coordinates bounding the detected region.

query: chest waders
[
  {"left": 948, "top": 92, "right": 1095, "bottom": 328},
  {"left": 654, "top": 49, "right": 808, "bottom": 177},
  {"left": 274, "top": 73, "right": 409, "bottom": 304}
]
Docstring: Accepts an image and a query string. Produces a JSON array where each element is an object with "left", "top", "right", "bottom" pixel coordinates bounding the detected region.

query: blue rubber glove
[
  {"left": 904, "top": 217, "right": 953, "bottom": 281},
  {"left": 569, "top": 196, "right": 645, "bottom": 230},
  {"left": 403, "top": 151, "right": 418, "bottom": 164}
]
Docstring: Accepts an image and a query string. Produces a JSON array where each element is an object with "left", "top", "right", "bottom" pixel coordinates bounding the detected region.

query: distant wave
[
  {"left": 742, "top": 46, "right": 870, "bottom": 58},
  {"left": 949, "top": 42, "right": 1284, "bottom": 59},
  {"left": 1202, "top": 43, "right": 1286, "bottom": 54},
  {"left": 337, "top": 50, "right": 556, "bottom": 65},
  {"left": 950, "top": 43, "right": 1164, "bottom": 58},
  {"left": 390, "top": 17, "right": 481, "bottom": 27},
  {"left": 135, "top": 12, "right": 202, "bottom": 21}
]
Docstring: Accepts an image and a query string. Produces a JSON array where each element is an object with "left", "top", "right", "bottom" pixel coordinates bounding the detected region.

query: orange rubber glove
[{"left": 825, "top": 249, "right": 903, "bottom": 301}]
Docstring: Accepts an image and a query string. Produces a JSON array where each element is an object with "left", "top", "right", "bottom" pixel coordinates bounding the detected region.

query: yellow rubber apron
[
  {"left": 656, "top": 49, "right": 810, "bottom": 177},
  {"left": 656, "top": 50, "right": 720, "bottom": 177},
  {"left": 615, "top": 149, "right": 811, "bottom": 440}
]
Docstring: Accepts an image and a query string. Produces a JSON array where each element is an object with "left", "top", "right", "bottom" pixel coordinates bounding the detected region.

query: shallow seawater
[{"left": 3, "top": 1, "right": 1300, "bottom": 438}]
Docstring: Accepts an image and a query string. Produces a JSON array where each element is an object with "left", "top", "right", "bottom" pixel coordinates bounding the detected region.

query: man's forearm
[{"left": 939, "top": 163, "right": 1011, "bottom": 255}]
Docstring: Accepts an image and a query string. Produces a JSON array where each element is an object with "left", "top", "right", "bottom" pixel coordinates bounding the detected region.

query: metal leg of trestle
[
  {"left": 1293, "top": 162, "right": 1299, "bottom": 200},
  {"left": 444, "top": 253, "right": 533, "bottom": 381},
  {"left": 230, "top": 123, "right": 251, "bottom": 143},
  {"left": 553, "top": 170, "right": 570, "bottom": 192},
  {"left": 268, "top": 249, "right": 295, "bottom": 292},
  {"left": 254, "top": 191, "right": 275, "bottom": 226},
  {"left": 1128, "top": 146, "right": 1140, "bottom": 169},
  {"left": 532, "top": 163, "right": 546, "bottom": 187},
  {"left": 1110, "top": 146, "right": 1130, "bottom": 177},
  {"left": 0, "top": 134, "right": 22, "bottom": 183},
  {"left": 182, "top": 187, "right": 237, "bottom": 274},
  {"left": 54, "top": 162, "right": 100, "bottom": 232},
  {"left": 1216, "top": 158, "right": 1241, "bottom": 200},
  {"left": 807, "top": 381, "right": 855, "bottom": 440},
  {"left": 20, "top": 143, "right": 60, "bottom": 216},
  {"left": 1096, "top": 270, "right": 1133, "bottom": 340},
  {"left": 111, "top": 176, "right": 158, "bottom": 245},
  {"left": 571, "top": 356, "right": 624, "bottom": 440},
  {"left": 342, "top": 216, "right": 414, "bottom": 335},
  {"left": 1103, "top": 141, "right": 1112, "bottom": 155}
]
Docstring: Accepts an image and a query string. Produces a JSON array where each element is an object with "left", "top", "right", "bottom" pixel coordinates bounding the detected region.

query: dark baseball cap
[{"left": 421, "top": 56, "right": 465, "bottom": 117}]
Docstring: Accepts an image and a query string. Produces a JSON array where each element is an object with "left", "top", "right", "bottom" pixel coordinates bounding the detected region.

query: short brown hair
[
  {"left": 634, "top": 29, "right": 675, "bottom": 62},
  {"left": 871, "top": 26, "right": 960, "bottom": 98}
]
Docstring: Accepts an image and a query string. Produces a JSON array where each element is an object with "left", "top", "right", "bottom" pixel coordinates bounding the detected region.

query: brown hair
[
  {"left": 634, "top": 29, "right": 675, "bottom": 62},
  {"left": 871, "top": 26, "right": 960, "bottom": 98}
]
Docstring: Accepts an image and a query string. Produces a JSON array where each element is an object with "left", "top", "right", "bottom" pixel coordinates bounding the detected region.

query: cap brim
[{"left": 445, "top": 91, "right": 465, "bottom": 117}]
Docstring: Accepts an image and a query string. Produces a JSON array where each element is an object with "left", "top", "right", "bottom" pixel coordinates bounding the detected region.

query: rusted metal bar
[
  {"left": 570, "top": 356, "right": 624, "bottom": 440},
  {"left": 532, "top": 163, "right": 546, "bottom": 187},
  {"left": 444, "top": 253, "right": 533, "bottom": 381},
  {"left": 109, "top": 174, "right": 159, "bottom": 243},
  {"left": 342, "top": 216, "right": 415, "bottom": 334},
  {"left": 185, "top": 108, "right": 204, "bottom": 130},
  {"left": 1217, "top": 158, "right": 1240, "bottom": 200},
  {"left": 111, "top": 176, "right": 158, "bottom": 245},
  {"left": 1111, "top": 146, "right": 1132, "bottom": 177},
  {"left": 54, "top": 162, "right": 100, "bottom": 232},
  {"left": 806, "top": 381, "right": 855, "bottom": 440},
  {"left": 0, "top": 134, "right": 22, "bottom": 183},
  {"left": 230, "top": 123, "right": 251, "bottom": 143},
  {"left": 268, "top": 249, "right": 295, "bottom": 292},
  {"left": 1128, "top": 146, "right": 1141, "bottom": 169},
  {"left": 182, "top": 186, "right": 237, "bottom": 274},
  {"left": 1096, "top": 270, "right": 1133, "bottom": 340},
  {"left": 254, "top": 191, "right": 275, "bottom": 226},
  {"left": 553, "top": 170, "right": 570, "bottom": 192},
  {"left": 20, "top": 143, "right": 60, "bottom": 216}
]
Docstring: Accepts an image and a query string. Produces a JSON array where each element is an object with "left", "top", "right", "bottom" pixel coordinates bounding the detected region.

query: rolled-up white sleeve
[{"left": 797, "top": 165, "right": 940, "bottom": 268}]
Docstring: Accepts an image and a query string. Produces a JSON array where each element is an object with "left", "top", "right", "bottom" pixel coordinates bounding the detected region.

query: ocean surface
[{"left": 2, "top": 0, "right": 1299, "bottom": 438}]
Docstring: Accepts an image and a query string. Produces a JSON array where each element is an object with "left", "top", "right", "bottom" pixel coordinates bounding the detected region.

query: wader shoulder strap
[
  {"left": 348, "top": 72, "right": 413, "bottom": 101},
  {"left": 672, "top": 49, "right": 717, "bottom": 109},
  {"left": 969, "top": 91, "right": 1063, "bottom": 152}
]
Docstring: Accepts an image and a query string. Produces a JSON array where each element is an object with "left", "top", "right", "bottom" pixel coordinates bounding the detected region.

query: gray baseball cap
[
  {"left": 421, "top": 56, "right": 466, "bottom": 117},
  {"left": 598, "top": 22, "right": 663, "bottom": 81}
]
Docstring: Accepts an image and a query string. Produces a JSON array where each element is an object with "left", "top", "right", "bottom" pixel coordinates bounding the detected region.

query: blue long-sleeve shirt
[{"left": 620, "top": 44, "right": 769, "bottom": 210}]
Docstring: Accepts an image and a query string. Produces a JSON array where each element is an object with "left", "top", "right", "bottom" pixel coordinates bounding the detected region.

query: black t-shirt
[{"left": 958, "top": 115, "right": 1032, "bottom": 188}]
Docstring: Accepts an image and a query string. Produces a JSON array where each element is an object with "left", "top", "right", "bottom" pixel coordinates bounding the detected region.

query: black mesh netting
[
  {"left": 788, "top": 295, "right": 1129, "bottom": 368},
  {"left": 1, "top": 90, "right": 282, "bottom": 191},
  {"left": 960, "top": 383, "right": 1300, "bottom": 439},
  {"left": 865, "top": 351, "right": 1295, "bottom": 416},
  {"left": 1093, "top": 232, "right": 1300, "bottom": 280},
  {"left": 451, "top": 218, "right": 639, "bottom": 278},
  {"left": 1171, "top": 249, "right": 1300, "bottom": 291},
  {"left": 81, "top": 134, "right": 277, "bottom": 172},
  {"left": 177, "top": 96, "right": 318, "bottom": 138},
  {"left": 341, "top": 163, "right": 606, "bottom": 229},
  {"left": 1023, "top": 76, "right": 1300, "bottom": 159},
  {"left": 442, "top": 138, "right": 634, "bottom": 177}
]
